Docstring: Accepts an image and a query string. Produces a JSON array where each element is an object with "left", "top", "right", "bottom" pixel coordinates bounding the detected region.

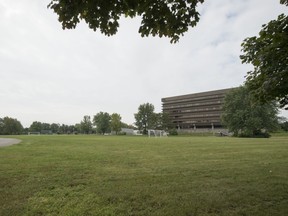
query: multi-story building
[{"left": 162, "top": 88, "right": 233, "bottom": 130}]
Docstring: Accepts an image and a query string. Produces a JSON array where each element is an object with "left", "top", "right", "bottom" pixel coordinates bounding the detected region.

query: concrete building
[{"left": 162, "top": 88, "right": 233, "bottom": 131}]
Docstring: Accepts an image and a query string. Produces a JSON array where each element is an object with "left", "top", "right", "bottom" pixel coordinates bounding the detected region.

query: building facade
[{"left": 162, "top": 88, "right": 233, "bottom": 130}]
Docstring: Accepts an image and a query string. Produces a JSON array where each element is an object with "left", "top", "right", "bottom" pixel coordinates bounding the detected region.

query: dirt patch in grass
[{"left": 0, "top": 138, "right": 21, "bottom": 147}]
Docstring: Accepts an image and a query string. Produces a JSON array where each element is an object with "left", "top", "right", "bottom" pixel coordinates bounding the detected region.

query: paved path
[{"left": 0, "top": 138, "right": 21, "bottom": 147}]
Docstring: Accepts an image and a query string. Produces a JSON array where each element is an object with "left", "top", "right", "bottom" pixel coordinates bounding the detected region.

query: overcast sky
[{"left": 0, "top": 0, "right": 287, "bottom": 127}]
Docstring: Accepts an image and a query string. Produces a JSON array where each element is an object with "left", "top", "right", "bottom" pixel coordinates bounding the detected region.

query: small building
[
  {"left": 120, "top": 128, "right": 142, "bottom": 135},
  {"left": 162, "top": 88, "right": 233, "bottom": 131}
]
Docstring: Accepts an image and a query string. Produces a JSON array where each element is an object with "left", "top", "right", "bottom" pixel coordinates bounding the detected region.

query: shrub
[{"left": 169, "top": 129, "right": 178, "bottom": 136}]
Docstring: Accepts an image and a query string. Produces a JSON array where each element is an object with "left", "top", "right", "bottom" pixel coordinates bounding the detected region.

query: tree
[
  {"left": 0, "top": 118, "right": 4, "bottom": 134},
  {"left": 280, "top": 0, "right": 288, "bottom": 6},
  {"left": 75, "top": 123, "right": 82, "bottom": 134},
  {"left": 221, "top": 86, "right": 279, "bottom": 137},
  {"left": 134, "top": 103, "right": 156, "bottom": 134},
  {"left": 156, "top": 112, "right": 173, "bottom": 130},
  {"left": 29, "top": 121, "right": 43, "bottom": 132},
  {"left": 280, "top": 121, "right": 288, "bottom": 132},
  {"left": 0, "top": 117, "right": 23, "bottom": 135},
  {"left": 110, "top": 113, "right": 122, "bottom": 135},
  {"left": 93, "top": 112, "right": 111, "bottom": 134},
  {"left": 121, "top": 122, "right": 136, "bottom": 129},
  {"left": 48, "top": 0, "right": 204, "bottom": 43},
  {"left": 41, "top": 123, "right": 51, "bottom": 130},
  {"left": 240, "top": 2, "right": 288, "bottom": 109},
  {"left": 80, "top": 115, "right": 93, "bottom": 134},
  {"left": 279, "top": 116, "right": 288, "bottom": 132},
  {"left": 50, "top": 123, "right": 60, "bottom": 133}
]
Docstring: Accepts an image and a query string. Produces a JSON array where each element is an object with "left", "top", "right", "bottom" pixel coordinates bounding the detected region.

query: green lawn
[{"left": 0, "top": 135, "right": 288, "bottom": 216}]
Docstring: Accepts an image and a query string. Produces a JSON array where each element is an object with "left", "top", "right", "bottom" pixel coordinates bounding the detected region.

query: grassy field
[{"left": 0, "top": 135, "right": 288, "bottom": 216}]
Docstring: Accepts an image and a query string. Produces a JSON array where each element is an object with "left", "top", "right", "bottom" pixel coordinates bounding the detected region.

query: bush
[
  {"left": 169, "top": 129, "right": 178, "bottom": 136},
  {"left": 237, "top": 130, "right": 271, "bottom": 138}
]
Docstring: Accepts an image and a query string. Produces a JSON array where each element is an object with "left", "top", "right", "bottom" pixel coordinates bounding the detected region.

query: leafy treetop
[
  {"left": 48, "top": 0, "right": 204, "bottom": 43},
  {"left": 240, "top": 13, "right": 288, "bottom": 109},
  {"left": 280, "top": 0, "right": 288, "bottom": 6}
]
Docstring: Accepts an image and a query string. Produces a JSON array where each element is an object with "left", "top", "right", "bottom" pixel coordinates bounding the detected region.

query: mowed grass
[{"left": 0, "top": 135, "right": 288, "bottom": 216}]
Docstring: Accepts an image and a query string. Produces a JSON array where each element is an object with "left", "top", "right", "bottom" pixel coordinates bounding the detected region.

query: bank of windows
[
  {"left": 172, "top": 113, "right": 220, "bottom": 119},
  {"left": 170, "top": 107, "right": 221, "bottom": 114},
  {"left": 164, "top": 100, "right": 222, "bottom": 109},
  {"left": 169, "top": 106, "right": 221, "bottom": 116},
  {"left": 162, "top": 94, "right": 226, "bottom": 104},
  {"left": 182, "top": 119, "right": 220, "bottom": 123},
  {"left": 173, "top": 120, "right": 221, "bottom": 129},
  {"left": 164, "top": 98, "right": 224, "bottom": 107}
]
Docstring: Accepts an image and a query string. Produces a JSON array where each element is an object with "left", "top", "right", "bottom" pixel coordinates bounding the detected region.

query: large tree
[
  {"left": 0, "top": 117, "right": 23, "bottom": 135},
  {"left": 93, "top": 112, "right": 111, "bottom": 134},
  {"left": 134, "top": 103, "right": 156, "bottom": 134},
  {"left": 221, "top": 86, "right": 279, "bottom": 137},
  {"left": 240, "top": 1, "right": 288, "bottom": 109},
  {"left": 48, "top": 0, "right": 204, "bottom": 43}
]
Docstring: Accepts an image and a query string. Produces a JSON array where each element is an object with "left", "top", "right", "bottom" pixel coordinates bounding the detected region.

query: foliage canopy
[
  {"left": 241, "top": 11, "right": 288, "bottom": 109},
  {"left": 80, "top": 115, "right": 93, "bottom": 134},
  {"left": 0, "top": 117, "right": 23, "bottom": 135},
  {"left": 93, "top": 112, "right": 111, "bottom": 134},
  {"left": 48, "top": 0, "right": 204, "bottom": 43},
  {"left": 134, "top": 103, "right": 156, "bottom": 134},
  {"left": 110, "top": 113, "right": 122, "bottom": 134},
  {"left": 221, "top": 86, "right": 279, "bottom": 137}
]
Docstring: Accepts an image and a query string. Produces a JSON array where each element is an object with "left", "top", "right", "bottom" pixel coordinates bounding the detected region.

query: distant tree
[
  {"left": 41, "top": 123, "right": 51, "bottom": 130},
  {"left": 29, "top": 121, "right": 42, "bottom": 132},
  {"left": 80, "top": 115, "right": 93, "bottom": 134},
  {"left": 110, "top": 113, "right": 122, "bottom": 135},
  {"left": 0, "top": 117, "right": 23, "bottom": 135},
  {"left": 154, "top": 112, "right": 173, "bottom": 130},
  {"left": 50, "top": 123, "right": 60, "bottom": 133},
  {"left": 67, "top": 125, "right": 76, "bottom": 134},
  {"left": 134, "top": 103, "right": 156, "bottom": 134},
  {"left": 74, "top": 123, "right": 81, "bottom": 134},
  {"left": 48, "top": 0, "right": 204, "bottom": 43},
  {"left": 280, "top": 121, "right": 288, "bottom": 132},
  {"left": 0, "top": 118, "right": 3, "bottom": 134},
  {"left": 93, "top": 112, "right": 111, "bottom": 134},
  {"left": 240, "top": 1, "right": 288, "bottom": 109},
  {"left": 62, "top": 124, "right": 76, "bottom": 134},
  {"left": 221, "top": 86, "right": 279, "bottom": 137},
  {"left": 22, "top": 127, "right": 29, "bottom": 134}
]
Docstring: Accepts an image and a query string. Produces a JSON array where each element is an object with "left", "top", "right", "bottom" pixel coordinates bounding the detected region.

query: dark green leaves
[
  {"left": 240, "top": 14, "right": 288, "bottom": 109},
  {"left": 280, "top": 0, "right": 288, "bottom": 6},
  {"left": 48, "top": 0, "right": 204, "bottom": 43},
  {"left": 221, "top": 86, "right": 279, "bottom": 137},
  {"left": 93, "top": 112, "right": 111, "bottom": 134}
]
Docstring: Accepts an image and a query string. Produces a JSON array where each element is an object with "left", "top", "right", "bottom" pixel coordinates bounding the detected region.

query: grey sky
[{"left": 0, "top": 0, "right": 287, "bottom": 127}]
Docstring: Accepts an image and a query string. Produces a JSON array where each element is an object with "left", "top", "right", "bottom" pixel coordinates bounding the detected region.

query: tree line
[
  {"left": 1, "top": 98, "right": 288, "bottom": 136},
  {"left": 75, "top": 104, "right": 173, "bottom": 135},
  {"left": 0, "top": 103, "right": 173, "bottom": 135}
]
